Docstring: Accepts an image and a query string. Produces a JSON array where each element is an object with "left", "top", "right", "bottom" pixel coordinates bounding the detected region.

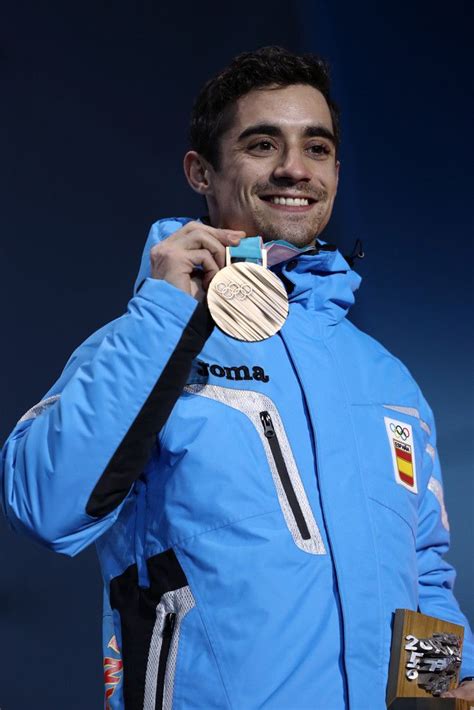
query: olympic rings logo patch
[
  {"left": 216, "top": 281, "right": 253, "bottom": 301},
  {"left": 390, "top": 422, "right": 410, "bottom": 441}
]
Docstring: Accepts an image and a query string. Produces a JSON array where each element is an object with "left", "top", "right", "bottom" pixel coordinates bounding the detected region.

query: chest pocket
[
  {"left": 157, "top": 383, "right": 325, "bottom": 555},
  {"left": 350, "top": 403, "right": 428, "bottom": 540},
  {"left": 186, "top": 384, "right": 325, "bottom": 555}
]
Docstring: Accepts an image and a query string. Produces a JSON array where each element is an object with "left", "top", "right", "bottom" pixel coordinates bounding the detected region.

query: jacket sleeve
[
  {"left": 416, "top": 395, "right": 474, "bottom": 679},
  {"left": 1, "top": 278, "right": 213, "bottom": 557}
]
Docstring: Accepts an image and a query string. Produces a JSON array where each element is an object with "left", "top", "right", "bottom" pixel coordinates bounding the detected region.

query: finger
[
  {"left": 183, "top": 222, "right": 246, "bottom": 245},
  {"left": 180, "top": 232, "right": 230, "bottom": 269},
  {"left": 207, "top": 227, "right": 246, "bottom": 244},
  {"left": 184, "top": 220, "right": 246, "bottom": 236},
  {"left": 441, "top": 687, "right": 472, "bottom": 700},
  {"left": 187, "top": 249, "right": 220, "bottom": 282},
  {"left": 152, "top": 233, "right": 226, "bottom": 270}
]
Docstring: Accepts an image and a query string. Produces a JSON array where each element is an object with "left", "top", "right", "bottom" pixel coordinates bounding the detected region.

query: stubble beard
[{"left": 252, "top": 201, "right": 329, "bottom": 247}]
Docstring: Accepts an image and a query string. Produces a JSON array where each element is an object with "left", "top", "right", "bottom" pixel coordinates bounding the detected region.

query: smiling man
[
  {"left": 2, "top": 46, "right": 473, "bottom": 709},
  {"left": 186, "top": 83, "right": 339, "bottom": 245}
]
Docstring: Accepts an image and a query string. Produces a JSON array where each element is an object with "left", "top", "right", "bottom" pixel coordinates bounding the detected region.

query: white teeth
[{"left": 270, "top": 196, "right": 309, "bottom": 206}]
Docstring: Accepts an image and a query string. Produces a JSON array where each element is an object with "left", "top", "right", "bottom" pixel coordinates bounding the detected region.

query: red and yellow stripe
[{"left": 394, "top": 441, "right": 414, "bottom": 487}]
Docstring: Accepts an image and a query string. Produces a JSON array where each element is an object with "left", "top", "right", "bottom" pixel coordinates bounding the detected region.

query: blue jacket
[{"left": 2, "top": 217, "right": 473, "bottom": 710}]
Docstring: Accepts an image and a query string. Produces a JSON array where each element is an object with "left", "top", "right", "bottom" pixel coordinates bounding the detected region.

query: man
[{"left": 2, "top": 46, "right": 473, "bottom": 709}]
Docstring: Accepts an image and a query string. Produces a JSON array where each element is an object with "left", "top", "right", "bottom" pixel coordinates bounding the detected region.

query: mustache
[{"left": 253, "top": 182, "right": 328, "bottom": 201}]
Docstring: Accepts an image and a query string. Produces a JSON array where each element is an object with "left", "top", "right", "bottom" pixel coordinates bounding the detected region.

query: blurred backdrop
[{"left": 1, "top": 0, "right": 472, "bottom": 706}]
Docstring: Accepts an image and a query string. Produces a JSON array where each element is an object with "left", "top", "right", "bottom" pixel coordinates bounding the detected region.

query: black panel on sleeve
[{"left": 86, "top": 300, "right": 214, "bottom": 518}]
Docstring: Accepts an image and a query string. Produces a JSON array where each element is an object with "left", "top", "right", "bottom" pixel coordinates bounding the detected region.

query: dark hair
[{"left": 189, "top": 46, "right": 340, "bottom": 169}]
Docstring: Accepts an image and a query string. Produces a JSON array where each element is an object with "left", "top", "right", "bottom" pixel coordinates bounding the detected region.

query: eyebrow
[{"left": 237, "top": 122, "right": 336, "bottom": 146}]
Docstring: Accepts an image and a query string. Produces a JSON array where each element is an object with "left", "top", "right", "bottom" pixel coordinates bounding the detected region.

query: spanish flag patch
[{"left": 384, "top": 416, "right": 418, "bottom": 493}]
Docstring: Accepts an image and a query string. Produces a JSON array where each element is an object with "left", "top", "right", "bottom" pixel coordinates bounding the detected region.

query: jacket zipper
[
  {"left": 276, "top": 337, "right": 351, "bottom": 704},
  {"left": 260, "top": 410, "right": 311, "bottom": 540},
  {"left": 155, "top": 612, "right": 176, "bottom": 710}
]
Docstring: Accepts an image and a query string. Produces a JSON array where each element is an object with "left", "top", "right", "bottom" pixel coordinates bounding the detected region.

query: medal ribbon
[
  {"left": 228, "top": 236, "right": 316, "bottom": 269},
  {"left": 227, "top": 237, "right": 265, "bottom": 266}
]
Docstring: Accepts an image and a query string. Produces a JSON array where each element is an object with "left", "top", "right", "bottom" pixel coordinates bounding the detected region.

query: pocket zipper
[
  {"left": 155, "top": 612, "right": 176, "bottom": 709},
  {"left": 260, "top": 410, "right": 311, "bottom": 540}
]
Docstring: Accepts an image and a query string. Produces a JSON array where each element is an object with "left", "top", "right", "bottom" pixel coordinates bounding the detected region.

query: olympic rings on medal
[
  {"left": 215, "top": 280, "right": 253, "bottom": 301},
  {"left": 390, "top": 422, "right": 410, "bottom": 441}
]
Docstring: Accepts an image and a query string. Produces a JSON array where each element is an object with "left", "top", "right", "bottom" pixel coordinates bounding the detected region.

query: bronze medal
[{"left": 207, "top": 245, "right": 289, "bottom": 342}]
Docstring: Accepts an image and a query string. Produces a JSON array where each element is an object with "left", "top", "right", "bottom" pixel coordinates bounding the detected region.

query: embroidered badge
[{"left": 384, "top": 417, "right": 418, "bottom": 493}]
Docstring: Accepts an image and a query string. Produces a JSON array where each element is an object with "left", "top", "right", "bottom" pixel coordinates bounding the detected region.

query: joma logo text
[{"left": 196, "top": 360, "right": 270, "bottom": 383}]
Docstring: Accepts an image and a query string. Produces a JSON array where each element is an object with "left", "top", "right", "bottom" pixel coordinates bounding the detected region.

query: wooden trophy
[{"left": 387, "top": 609, "right": 471, "bottom": 709}]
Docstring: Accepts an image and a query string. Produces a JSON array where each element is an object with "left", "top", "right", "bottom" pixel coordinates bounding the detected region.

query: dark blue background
[{"left": 1, "top": 1, "right": 472, "bottom": 706}]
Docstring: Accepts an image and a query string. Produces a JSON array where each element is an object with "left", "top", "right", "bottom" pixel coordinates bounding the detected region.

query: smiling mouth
[{"left": 259, "top": 195, "right": 317, "bottom": 209}]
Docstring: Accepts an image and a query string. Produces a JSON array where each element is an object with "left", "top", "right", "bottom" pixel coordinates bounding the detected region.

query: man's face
[{"left": 204, "top": 84, "right": 339, "bottom": 246}]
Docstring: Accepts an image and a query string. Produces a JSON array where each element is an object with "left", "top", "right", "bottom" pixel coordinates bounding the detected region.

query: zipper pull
[
  {"left": 163, "top": 612, "right": 176, "bottom": 637},
  {"left": 260, "top": 411, "right": 275, "bottom": 438}
]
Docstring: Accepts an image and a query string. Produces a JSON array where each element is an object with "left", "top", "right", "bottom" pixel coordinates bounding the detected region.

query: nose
[{"left": 272, "top": 146, "right": 312, "bottom": 183}]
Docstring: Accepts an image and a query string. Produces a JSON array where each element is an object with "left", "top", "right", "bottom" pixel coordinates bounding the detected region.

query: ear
[{"left": 183, "top": 151, "right": 213, "bottom": 196}]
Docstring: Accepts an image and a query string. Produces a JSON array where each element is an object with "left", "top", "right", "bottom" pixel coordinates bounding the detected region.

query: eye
[
  {"left": 307, "top": 143, "right": 331, "bottom": 157},
  {"left": 248, "top": 140, "right": 276, "bottom": 152}
]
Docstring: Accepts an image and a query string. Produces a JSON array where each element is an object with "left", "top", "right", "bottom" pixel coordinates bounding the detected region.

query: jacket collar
[{"left": 274, "top": 246, "right": 361, "bottom": 324}]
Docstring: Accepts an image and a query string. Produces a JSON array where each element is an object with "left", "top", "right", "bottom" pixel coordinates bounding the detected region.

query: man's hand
[
  {"left": 441, "top": 679, "right": 474, "bottom": 701},
  {"left": 150, "top": 221, "right": 245, "bottom": 302}
]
